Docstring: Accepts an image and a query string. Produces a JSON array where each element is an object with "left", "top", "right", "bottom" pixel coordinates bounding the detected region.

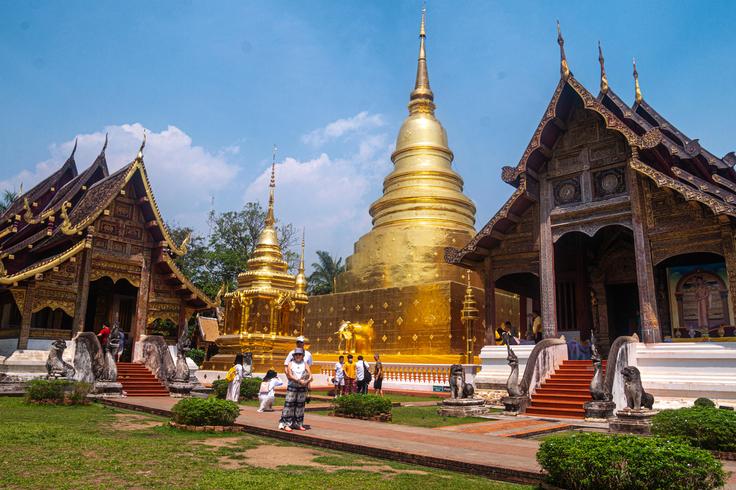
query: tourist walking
[
  {"left": 278, "top": 348, "right": 312, "bottom": 432},
  {"left": 333, "top": 355, "right": 345, "bottom": 397},
  {"left": 343, "top": 354, "right": 356, "bottom": 394},
  {"left": 257, "top": 369, "right": 283, "bottom": 412},
  {"left": 373, "top": 354, "right": 384, "bottom": 396},
  {"left": 356, "top": 355, "right": 370, "bottom": 395},
  {"left": 97, "top": 323, "right": 111, "bottom": 348},
  {"left": 225, "top": 354, "right": 244, "bottom": 402}
]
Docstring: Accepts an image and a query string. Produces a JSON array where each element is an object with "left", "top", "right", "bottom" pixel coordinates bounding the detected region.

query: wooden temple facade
[
  {"left": 446, "top": 32, "right": 736, "bottom": 350},
  {"left": 0, "top": 138, "right": 214, "bottom": 357}
]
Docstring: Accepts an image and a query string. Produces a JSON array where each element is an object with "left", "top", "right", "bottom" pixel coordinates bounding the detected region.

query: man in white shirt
[
  {"left": 333, "top": 355, "right": 345, "bottom": 397},
  {"left": 284, "top": 336, "right": 313, "bottom": 376},
  {"left": 356, "top": 355, "right": 370, "bottom": 395}
]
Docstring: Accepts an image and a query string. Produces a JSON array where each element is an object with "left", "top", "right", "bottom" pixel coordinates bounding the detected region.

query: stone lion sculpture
[
  {"left": 449, "top": 364, "right": 474, "bottom": 399},
  {"left": 46, "top": 339, "right": 76, "bottom": 379},
  {"left": 621, "top": 366, "right": 654, "bottom": 410}
]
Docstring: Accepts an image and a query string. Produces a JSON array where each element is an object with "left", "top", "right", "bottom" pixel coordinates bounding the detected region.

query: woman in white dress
[
  {"left": 226, "top": 353, "right": 244, "bottom": 402},
  {"left": 257, "top": 369, "right": 283, "bottom": 412},
  {"left": 278, "top": 349, "right": 312, "bottom": 431}
]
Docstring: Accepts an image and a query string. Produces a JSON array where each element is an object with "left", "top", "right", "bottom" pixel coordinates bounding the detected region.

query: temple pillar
[
  {"left": 628, "top": 162, "right": 661, "bottom": 343},
  {"left": 483, "top": 257, "right": 496, "bottom": 345},
  {"left": 178, "top": 302, "right": 187, "bottom": 338},
  {"left": 539, "top": 178, "right": 558, "bottom": 338},
  {"left": 17, "top": 285, "right": 35, "bottom": 350},
  {"left": 719, "top": 217, "right": 736, "bottom": 326},
  {"left": 72, "top": 248, "right": 92, "bottom": 336},
  {"left": 131, "top": 250, "right": 152, "bottom": 344}
]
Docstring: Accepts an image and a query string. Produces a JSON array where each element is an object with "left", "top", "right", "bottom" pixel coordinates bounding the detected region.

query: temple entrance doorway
[
  {"left": 84, "top": 277, "right": 138, "bottom": 360},
  {"left": 554, "top": 225, "right": 638, "bottom": 349},
  {"left": 495, "top": 273, "right": 540, "bottom": 341}
]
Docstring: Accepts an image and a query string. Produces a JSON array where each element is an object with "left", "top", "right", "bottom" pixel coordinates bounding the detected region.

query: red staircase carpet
[
  {"left": 116, "top": 362, "right": 170, "bottom": 397},
  {"left": 525, "top": 359, "right": 606, "bottom": 418}
]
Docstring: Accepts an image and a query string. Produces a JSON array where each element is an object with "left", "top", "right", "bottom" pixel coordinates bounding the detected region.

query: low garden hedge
[
  {"left": 652, "top": 406, "right": 736, "bottom": 452},
  {"left": 332, "top": 394, "right": 392, "bottom": 418},
  {"left": 537, "top": 432, "right": 725, "bottom": 490},
  {"left": 694, "top": 397, "right": 717, "bottom": 408},
  {"left": 25, "top": 379, "right": 91, "bottom": 405},
  {"left": 171, "top": 397, "right": 240, "bottom": 426},
  {"left": 211, "top": 377, "right": 262, "bottom": 401},
  {"left": 186, "top": 348, "right": 205, "bottom": 367}
]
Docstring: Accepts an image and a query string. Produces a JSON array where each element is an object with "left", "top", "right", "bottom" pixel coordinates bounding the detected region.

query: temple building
[
  {"left": 201, "top": 161, "right": 308, "bottom": 372},
  {"left": 0, "top": 137, "right": 215, "bottom": 358},
  {"left": 303, "top": 10, "right": 523, "bottom": 362},
  {"left": 446, "top": 26, "right": 736, "bottom": 350}
]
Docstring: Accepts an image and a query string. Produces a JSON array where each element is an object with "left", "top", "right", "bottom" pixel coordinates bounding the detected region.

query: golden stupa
[
  {"left": 304, "top": 9, "right": 496, "bottom": 363},
  {"left": 203, "top": 159, "right": 309, "bottom": 372}
]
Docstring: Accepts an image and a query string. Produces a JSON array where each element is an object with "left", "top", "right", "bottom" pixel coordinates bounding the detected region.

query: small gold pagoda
[{"left": 203, "top": 160, "right": 308, "bottom": 372}]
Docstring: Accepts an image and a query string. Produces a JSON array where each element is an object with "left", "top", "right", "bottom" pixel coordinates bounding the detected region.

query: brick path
[
  {"left": 104, "top": 396, "right": 543, "bottom": 485},
  {"left": 437, "top": 419, "right": 572, "bottom": 438}
]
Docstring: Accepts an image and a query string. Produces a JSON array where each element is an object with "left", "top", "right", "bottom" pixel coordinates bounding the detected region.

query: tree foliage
[
  {"left": 308, "top": 250, "right": 345, "bottom": 295},
  {"left": 0, "top": 190, "right": 18, "bottom": 214},
  {"left": 170, "top": 202, "right": 297, "bottom": 299}
]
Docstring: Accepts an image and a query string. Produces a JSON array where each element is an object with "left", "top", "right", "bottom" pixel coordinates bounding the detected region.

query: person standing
[
  {"left": 257, "top": 370, "right": 283, "bottom": 412},
  {"left": 373, "top": 354, "right": 384, "bottom": 396},
  {"left": 97, "top": 323, "right": 111, "bottom": 348},
  {"left": 356, "top": 355, "right": 370, "bottom": 395},
  {"left": 532, "top": 311, "right": 543, "bottom": 343},
  {"left": 226, "top": 354, "right": 244, "bottom": 402},
  {"left": 333, "top": 355, "right": 345, "bottom": 397},
  {"left": 343, "top": 354, "right": 356, "bottom": 394},
  {"left": 284, "top": 336, "right": 312, "bottom": 374},
  {"left": 116, "top": 329, "right": 126, "bottom": 362},
  {"left": 278, "top": 348, "right": 312, "bottom": 432}
]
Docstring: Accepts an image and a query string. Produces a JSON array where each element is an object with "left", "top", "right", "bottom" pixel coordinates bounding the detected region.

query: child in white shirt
[{"left": 258, "top": 370, "right": 283, "bottom": 412}]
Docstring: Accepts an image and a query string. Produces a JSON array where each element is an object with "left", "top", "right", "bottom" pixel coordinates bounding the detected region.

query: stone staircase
[
  {"left": 116, "top": 362, "right": 170, "bottom": 397},
  {"left": 525, "top": 359, "right": 605, "bottom": 418}
]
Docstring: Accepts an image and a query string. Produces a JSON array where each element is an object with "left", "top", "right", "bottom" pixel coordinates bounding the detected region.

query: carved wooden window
[
  {"left": 593, "top": 167, "right": 626, "bottom": 200},
  {"left": 553, "top": 177, "right": 582, "bottom": 206},
  {"left": 556, "top": 281, "right": 577, "bottom": 330}
]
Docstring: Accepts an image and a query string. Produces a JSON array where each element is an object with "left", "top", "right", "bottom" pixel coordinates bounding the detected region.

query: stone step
[
  {"left": 528, "top": 398, "right": 591, "bottom": 409},
  {"left": 525, "top": 406, "right": 584, "bottom": 418}
]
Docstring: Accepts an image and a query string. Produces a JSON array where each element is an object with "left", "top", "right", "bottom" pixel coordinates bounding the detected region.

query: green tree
[
  {"left": 308, "top": 250, "right": 345, "bottom": 295},
  {"left": 0, "top": 190, "right": 18, "bottom": 214}
]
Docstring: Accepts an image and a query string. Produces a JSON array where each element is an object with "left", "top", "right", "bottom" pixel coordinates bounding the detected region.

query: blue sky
[{"left": 2, "top": 1, "right": 734, "bottom": 272}]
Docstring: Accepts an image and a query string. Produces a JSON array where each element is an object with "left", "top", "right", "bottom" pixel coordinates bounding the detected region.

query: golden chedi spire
[
  {"left": 237, "top": 147, "right": 296, "bottom": 293},
  {"left": 337, "top": 5, "right": 477, "bottom": 291},
  {"left": 295, "top": 228, "right": 307, "bottom": 295},
  {"left": 598, "top": 41, "right": 609, "bottom": 94},
  {"left": 633, "top": 57, "right": 643, "bottom": 104},
  {"left": 557, "top": 21, "right": 570, "bottom": 81}
]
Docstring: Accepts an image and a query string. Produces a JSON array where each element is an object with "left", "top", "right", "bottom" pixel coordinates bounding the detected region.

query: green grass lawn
[
  {"left": 308, "top": 389, "right": 443, "bottom": 403},
  {"left": 389, "top": 405, "right": 495, "bottom": 428},
  {"left": 0, "top": 398, "right": 528, "bottom": 489}
]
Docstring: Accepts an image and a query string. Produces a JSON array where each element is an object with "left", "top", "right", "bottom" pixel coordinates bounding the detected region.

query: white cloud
[
  {"left": 301, "top": 111, "right": 385, "bottom": 147},
  {"left": 1, "top": 123, "right": 240, "bottom": 230},
  {"left": 246, "top": 113, "right": 393, "bottom": 266}
]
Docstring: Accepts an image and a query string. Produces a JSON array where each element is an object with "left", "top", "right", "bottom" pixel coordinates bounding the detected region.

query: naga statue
[
  {"left": 98, "top": 324, "right": 120, "bottom": 382},
  {"left": 172, "top": 324, "right": 192, "bottom": 383},
  {"left": 506, "top": 343, "right": 523, "bottom": 397},
  {"left": 589, "top": 334, "right": 608, "bottom": 401},
  {"left": 46, "top": 339, "right": 76, "bottom": 379}
]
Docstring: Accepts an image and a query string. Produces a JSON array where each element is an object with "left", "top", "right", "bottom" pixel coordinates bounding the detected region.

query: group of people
[
  {"left": 97, "top": 323, "right": 126, "bottom": 361},
  {"left": 332, "top": 353, "right": 383, "bottom": 396},
  {"left": 493, "top": 311, "right": 544, "bottom": 346}
]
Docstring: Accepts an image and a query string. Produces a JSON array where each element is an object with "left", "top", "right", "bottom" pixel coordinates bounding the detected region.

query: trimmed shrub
[
  {"left": 186, "top": 348, "right": 205, "bottom": 367},
  {"left": 694, "top": 397, "right": 717, "bottom": 409},
  {"left": 333, "top": 394, "right": 392, "bottom": 418},
  {"left": 25, "top": 379, "right": 91, "bottom": 405},
  {"left": 652, "top": 406, "right": 736, "bottom": 452},
  {"left": 171, "top": 397, "right": 240, "bottom": 426},
  {"left": 537, "top": 432, "right": 725, "bottom": 490},
  {"left": 211, "top": 377, "right": 263, "bottom": 401}
]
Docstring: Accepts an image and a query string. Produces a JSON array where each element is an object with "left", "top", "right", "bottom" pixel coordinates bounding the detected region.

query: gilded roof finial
[
  {"left": 633, "top": 57, "right": 643, "bottom": 104},
  {"left": 557, "top": 20, "right": 570, "bottom": 81},
  {"left": 598, "top": 41, "right": 608, "bottom": 94},
  {"left": 295, "top": 228, "right": 307, "bottom": 294},
  {"left": 136, "top": 131, "right": 146, "bottom": 161},
  {"left": 265, "top": 145, "right": 277, "bottom": 227},
  {"left": 70, "top": 138, "right": 78, "bottom": 159},
  {"left": 408, "top": 1, "right": 435, "bottom": 115},
  {"left": 101, "top": 133, "right": 108, "bottom": 155}
]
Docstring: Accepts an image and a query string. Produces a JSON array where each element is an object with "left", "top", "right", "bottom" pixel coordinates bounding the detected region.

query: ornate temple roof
[
  {"left": 446, "top": 26, "right": 736, "bottom": 268},
  {"left": 0, "top": 137, "right": 214, "bottom": 309}
]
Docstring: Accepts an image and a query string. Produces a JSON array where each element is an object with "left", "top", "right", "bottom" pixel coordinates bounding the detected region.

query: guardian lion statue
[
  {"left": 46, "top": 339, "right": 75, "bottom": 379},
  {"left": 449, "top": 364, "right": 474, "bottom": 399},
  {"left": 621, "top": 366, "right": 654, "bottom": 410}
]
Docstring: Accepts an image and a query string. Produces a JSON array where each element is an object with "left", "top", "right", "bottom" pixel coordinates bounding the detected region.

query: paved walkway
[
  {"left": 104, "top": 396, "right": 543, "bottom": 485},
  {"left": 438, "top": 419, "right": 573, "bottom": 438}
]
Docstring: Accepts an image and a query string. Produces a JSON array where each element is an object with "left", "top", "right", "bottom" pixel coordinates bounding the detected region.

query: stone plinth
[
  {"left": 609, "top": 408, "right": 658, "bottom": 435},
  {"left": 584, "top": 400, "right": 616, "bottom": 421},
  {"left": 91, "top": 381, "right": 123, "bottom": 398},
  {"left": 501, "top": 395, "right": 530, "bottom": 415},
  {"left": 168, "top": 381, "right": 199, "bottom": 397},
  {"left": 438, "top": 397, "right": 489, "bottom": 417}
]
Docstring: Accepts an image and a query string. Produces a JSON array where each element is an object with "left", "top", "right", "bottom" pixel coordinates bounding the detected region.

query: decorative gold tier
[{"left": 202, "top": 333, "right": 301, "bottom": 372}]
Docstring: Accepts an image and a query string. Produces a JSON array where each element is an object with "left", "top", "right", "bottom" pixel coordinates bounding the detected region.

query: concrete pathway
[{"left": 104, "top": 396, "right": 543, "bottom": 485}]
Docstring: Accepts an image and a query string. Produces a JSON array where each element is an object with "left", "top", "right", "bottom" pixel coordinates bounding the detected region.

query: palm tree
[
  {"left": 308, "top": 250, "right": 345, "bottom": 295},
  {"left": 0, "top": 190, "right": 18, "bottom": 215}
]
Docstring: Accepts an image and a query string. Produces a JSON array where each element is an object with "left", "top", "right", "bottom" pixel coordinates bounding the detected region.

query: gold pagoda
[
  {"left": 203, "top": 161, "right": 308, "bottom": 371},
  {"left": 304, "top": 9, "right": 501, "bottom": 363}
]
